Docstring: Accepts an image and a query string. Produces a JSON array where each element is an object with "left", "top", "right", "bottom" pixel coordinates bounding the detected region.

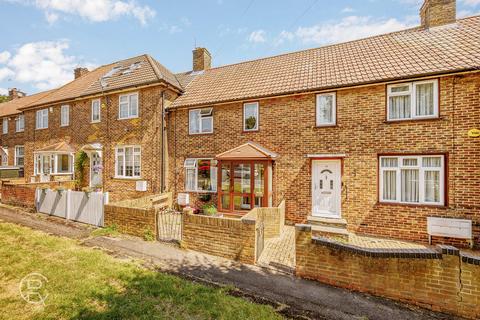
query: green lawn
[{"left": 0, "top": 222, "right": 282, "bottom": 320}]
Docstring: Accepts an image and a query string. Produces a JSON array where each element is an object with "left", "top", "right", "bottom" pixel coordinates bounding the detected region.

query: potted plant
[{"left": 202, "top": 203, "right": 218, "bottom": 216}]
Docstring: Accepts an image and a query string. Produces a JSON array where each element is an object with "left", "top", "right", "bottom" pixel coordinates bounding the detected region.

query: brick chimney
[
  {"left": 8, "top": 88, "right": 26, "bottom": 100},
  {"left": 420, "top": 0, "right": 456, "bottom": 28},
  {"left": 74, "top": 67, "right": 89, "bottom": 79},
  {"left": 192, "top": 47, "right": 211, "bottom": 72}
]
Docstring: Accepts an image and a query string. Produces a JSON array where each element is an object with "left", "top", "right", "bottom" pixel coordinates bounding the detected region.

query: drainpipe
[{"left": 160, "top": 90, "right": 165, "bottom": 193}]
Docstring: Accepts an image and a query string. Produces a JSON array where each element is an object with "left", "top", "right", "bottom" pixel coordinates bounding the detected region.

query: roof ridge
[{"left": 145, "top": 54, "right": 164, "bottom": 82}]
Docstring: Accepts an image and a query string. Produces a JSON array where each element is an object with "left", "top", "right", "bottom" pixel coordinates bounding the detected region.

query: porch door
[
  {"left": 89, "top": 152, "right": 102, "bottom": 187},
  {"left": 312, "top": 160, "right": 341, "bottom": 218}
]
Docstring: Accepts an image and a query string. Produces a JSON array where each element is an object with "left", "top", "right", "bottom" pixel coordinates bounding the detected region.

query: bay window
[
  {"left": 115, "top": 146, "right": 141, "bottom": 178},
  {"left": 189, "top": 108, "right": 213, "bottom": 134},
  {"left": 387, "top": 79, "right": 438, "bottom": 121},
  {"left": 379, "top": 155, "right": 445, "bottom": 205},
  {"left": 184, "top": 158, "right": 217, "bottom": 192},
  {"left": 316, "top": 93, "right": 336, "bottom": 126},
  {"left": 34, "top": 153, "right": 73, "bottom": 175}
]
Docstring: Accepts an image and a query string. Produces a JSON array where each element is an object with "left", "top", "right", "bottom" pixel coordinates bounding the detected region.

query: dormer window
[
  {"left": 387, "top": 79, "right": 438, "bottom": 121},
  {"left": 189, "top": 108, "right": 213, "bottom": 134}
]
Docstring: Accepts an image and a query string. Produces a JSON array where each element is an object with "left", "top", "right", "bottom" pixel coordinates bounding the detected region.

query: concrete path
[
  {"left": 258, "top": 226, "right": 296, "bottom": 272},
  {"left": 0, "top": 205, "right": 461, "bottom": 320}
]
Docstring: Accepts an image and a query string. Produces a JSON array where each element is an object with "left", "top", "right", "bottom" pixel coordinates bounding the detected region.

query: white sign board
[
  {"left": 427, "top": 217, "right": 472, "bottom": 239},
  {"left": 177, "top": 193, "right": 189, "bottom": 206}
]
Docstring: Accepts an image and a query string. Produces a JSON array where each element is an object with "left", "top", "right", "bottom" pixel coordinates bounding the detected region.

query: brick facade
[
  {"left": 168, "top": 73, "right": 480, "bottom": 247},
  {"left": 104, "top": 203, "right": 157, "bottom": 238},
  {"left": 0, "top": 180, "right": 75, "bottom": 208}
]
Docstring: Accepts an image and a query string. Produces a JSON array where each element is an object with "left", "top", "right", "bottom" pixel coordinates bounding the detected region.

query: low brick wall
[
  {"left": 182, "top": 213, "right": 256, "bottom": 264},
  {"left": 295, "top": 225, "right": 480, "bottom": 319},
  {"left": 0, "top": 180, "right": 75, "bottom": 208}
]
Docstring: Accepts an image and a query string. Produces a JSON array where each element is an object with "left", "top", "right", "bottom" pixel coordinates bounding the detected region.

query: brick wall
[
  {"left": 257, "top": 200, "right": 285, "bottom": 239},
  {"left": 104, "top": 203, "right": 157, "bottom": 238},
  {"left": 182, "top": 213, "right": 256, "bottom": 264},
  {"left": 295, "top": 225, "right": 480, "bottom": 319},
  {"left": 168, "top": 73, "right": 480, "bottom": 247},
  {"left": 1, "top": 180, "right": 75, "bottom": 208}
]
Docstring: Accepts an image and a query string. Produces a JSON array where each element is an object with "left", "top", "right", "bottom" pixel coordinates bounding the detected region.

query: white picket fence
[{"left": 35, "top": 188, "right": 109, "bottom": 227}]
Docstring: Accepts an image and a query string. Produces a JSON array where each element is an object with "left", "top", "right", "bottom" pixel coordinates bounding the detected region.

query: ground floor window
[
  {"left": 379, "top": 155, "right": 445, "bottom": 205},
  {"left": 115, "top": 146, "right": 141, "bottom": 178},
  {"left": 34, "top": 153, "right": 73, "bottom": 175},
  {"left": 14, "top": 146, "right": 24, "bottom": 166},
  {"left": 184, "top": 158, "right": 217, "bottom": 192}
]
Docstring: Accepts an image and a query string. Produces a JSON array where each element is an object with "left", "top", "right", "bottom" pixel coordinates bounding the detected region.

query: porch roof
[
  {"left": 35, "top": 142, "right": 75, "bottom": 153},
  {"left": 215, "top": 142, "right": 278, "bottom": 160}
]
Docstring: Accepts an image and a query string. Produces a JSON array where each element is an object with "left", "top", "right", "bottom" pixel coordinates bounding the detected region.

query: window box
[{"left": 189, "top": 108, "right": 213, "bottom": 134}]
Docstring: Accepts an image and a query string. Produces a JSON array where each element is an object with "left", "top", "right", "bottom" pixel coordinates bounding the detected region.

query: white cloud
[
  {"left": 342, "top": 6, "right": 355, "bottom": 13},
  {"left": 463, "top": 0, "right": 480, "bottom": 6},
  {"left": 0, "top": 51, "right": 11, "bottom": 64},
  {"left": 14, "top": 0, "right": 156, "bottom": 25},
  {"left": 279, "top": 16, "right": 414, "bottom": 46},
  {"left": 0, "top": 67, "right": 14, "bottom": 81},
  {"left": 248, "top": 30, "right": 267, "bottom": 43},
  {"left": 1, "top": 40, "right": 95, "bottom": 91},
  {"left": 0, "top": 88, "right": 7, "bottom": 95}
]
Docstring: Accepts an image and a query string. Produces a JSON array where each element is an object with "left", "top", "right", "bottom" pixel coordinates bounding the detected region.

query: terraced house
[{"left": 1, "top": 0, "right": 479, "bottom": 246}]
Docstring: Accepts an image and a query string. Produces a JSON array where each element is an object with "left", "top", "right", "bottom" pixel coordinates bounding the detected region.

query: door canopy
[{"left": 215, "top": 142, "right": 278, "bottom": 161}]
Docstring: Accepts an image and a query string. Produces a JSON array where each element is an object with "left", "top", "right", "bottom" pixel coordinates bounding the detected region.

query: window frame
[
  {"left": 15, "top": 115, "right": 25, "bottom": 132},
  {"left": 118, "top": 92, "right": 139, "bottom": 120},
  {"left": 316, "top": 92, "right": 337, "bottom": 127},
  {"left": 33, "top": 152, "right": 74, "bottom": 175},
  {"left": 243, "top": 102, "right": 259, "bottom": 132},
  {"left": 188, "top": 108, "right": 213, "bottom": 135},
  {"left": 2, "top": 118, "right": 8, "bottom": 134},
  {"left": 379, "top": 154, "right": 445, "bottom": 206},
  {"left": 36, "top": 109, "right": 49, "bottom": 130},
  {"left": 114, "top": 145, "right": 141, "bottom": 179},
  {"left": 14, "top": 145, "right": 24, "bottom": 167},
  {"left": 386, "top": 79, "right": 439, "bottom": 121},
  {"left": 91, "top": 99, "right": 101, "bottom": 123},
  {"left": 60, "top": 105, "right": 70, "bottom": 127},
  {"left": 184, "top": 158, "right": 217, "bottom": 193}
]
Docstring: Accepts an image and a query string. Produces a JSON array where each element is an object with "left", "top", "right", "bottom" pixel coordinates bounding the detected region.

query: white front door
[
  {"left": 312, "top": 160, "right": 341, "bottom": 218},
  {"left": 89, "top": 152, "right": 102, "bottom": 187}
]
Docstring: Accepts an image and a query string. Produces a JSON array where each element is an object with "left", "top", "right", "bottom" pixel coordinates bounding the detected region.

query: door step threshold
[
  {"left": 307, "top": 216, "right": 347, "bottom": 228},
  {"left": 311, "top": 225, "right": 349, "bottom": 241}
]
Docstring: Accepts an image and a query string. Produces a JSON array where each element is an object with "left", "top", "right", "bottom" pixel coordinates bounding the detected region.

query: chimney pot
[
  {"left": 192, "top": 47, "right": 212, "bottom": 72},
  {"left": 420, "top": 0, "right": 456, "bottom": 28},
  {"left": 8, "top": 88, "right": 26, "bottom": 100},
  {"left": 74, "top": 67, "right": 89, "bottom": 79}
]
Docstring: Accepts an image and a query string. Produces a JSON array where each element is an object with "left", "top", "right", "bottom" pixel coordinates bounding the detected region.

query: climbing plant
[{"left": 74, "top": 151, "right": 89, "bottom": 189}]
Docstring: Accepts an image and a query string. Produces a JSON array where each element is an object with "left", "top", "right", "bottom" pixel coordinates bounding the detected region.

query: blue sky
[{"left": 1, "top": 0, "right": 479, "bottom": 95}]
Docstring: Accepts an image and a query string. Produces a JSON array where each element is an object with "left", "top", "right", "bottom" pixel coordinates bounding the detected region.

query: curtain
[
  {"left": 189, "top": 110, "right": 200, "bottom": 133},
  {"left": 382, "top": 170, "right": 397, "bottom": 200},
  {"left": 125, "top": 148, "right": 133, "bottom": 176},
  {"left": 424, "top": 171, "right": 440, "bottom": 202},
  {"left": 416, "top": 83, "right": 434, "bottom": 116},
  {"left": 317, "top": 95, "right": 333, "bottom": 124},
  {"left": 185, "top": 168, "right": 196, "bottom": 191},
  {"left": 389, "top": 95, "right": 411, "bottom": 119},
  {"left": 401, "top": 169, "right": 419, "bottom": 202}
]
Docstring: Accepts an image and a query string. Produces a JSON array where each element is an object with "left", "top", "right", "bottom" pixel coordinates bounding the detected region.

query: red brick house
[{"left": 167, "top": 0, "right": 480, "bottom": 245}]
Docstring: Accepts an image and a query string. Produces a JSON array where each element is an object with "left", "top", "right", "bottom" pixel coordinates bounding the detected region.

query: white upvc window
[
  {"left": 1, "top": 147, "right": 8, "bottom": 166},
  {"left": 36, "top": 109, "right": 49, "bottom": 129},
  {"left": 184, "top": 158, "right": 217, "bottom": 192},
  {"left": 2, "top": 118, "right": 8, "bottom": 134},
  {"left": 118, "top": 93, "right": 138, "bottom": 120},
  {"left": 316, "top": 93, "right": 336, "bottom": 126},
  {"left": 379, "top": 155, "right": 445, "bottom": 206},
  {"left": 115, "top": 146, "right": 141, "bottom": 178},
  {"left": 14, "top": 146, "right": 24, "bottom": 167},
  {"left": 33, "top": 153, "right": 73, "bottom": 175},
  {"left": 189, "top": 108, "right": 213, "bottom": 134},
  {"left": 243, "top": 102, "right": 259, "bottom": 131},
  {"left": 387, "top": 79, "right": 438, "bottom": 121},
  {"left": 15, "top": 115, "right": 25, "bottom": 132},
  {"left": 91, "top": 99, "right": 101, "bottom": 123},
  {"left": 61, "top": 105, "right": 70, "bottom": 127}
]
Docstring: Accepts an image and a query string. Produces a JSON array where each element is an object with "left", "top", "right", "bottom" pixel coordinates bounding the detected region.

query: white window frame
[
  {"left": 379, "top": 155, "right": 445, "bottom": 206},
  {"left": 91, "top": 99, "right": 101, "bottom": 123},
  {"left": 316, "top": 93, "right": 336, "bottom": 126},
  {"left": 33, "top": 152, "right": 74, "bottom": 175},
  {"left": 60, "top": 105, "right": 70, "bottom": 127},
  {"left": 243, "top": 102, "right": 259, "bottom": 132},
  {"left": 189, "top": 108, "right": 213, "bottom": 135},
  {"left": 114, "top": 145, "right": 141, "bottom": 179},
  {"left": 36, "top": 109, "right": 49, "bottom": 130},
  {"left": 184, "top": 158, "right": 217, "bottom": 192},
  {"left": 1, "top": 147, "right": 8, "bottom": 166},
  {"left": 2, "top": 118, "right": 8, "bottom": 134},
  {"left": 14, "top": 145, "right": 24, "bottom": 167},
  {"left": 118, "top": 93, "right": 139, "bottom": 120},
  {"left": 387, "top": 79, "right": 439, "bottom": 121},
  {"left": 15, "top": 115, "right": 25, "bottom": 132}
]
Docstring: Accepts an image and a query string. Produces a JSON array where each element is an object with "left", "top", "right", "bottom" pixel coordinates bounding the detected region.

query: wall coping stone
[
  {"left": 295, "top": 224, "right": 312, "bottom": 232},
  {"left": 437, "top": 244, "right": 460, "bottom": 256},
  {"left": 460, "top": 252, "right": 480, "bottom": 265}
]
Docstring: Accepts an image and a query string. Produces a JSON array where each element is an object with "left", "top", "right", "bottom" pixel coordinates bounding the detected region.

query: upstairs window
[
  {"left": 387, "top": 79, "right": 438, "bottom": 121},
  {"left": 243, "top": 102, "right": 259, "bottom": 131},
  {"left": 119, "top": 93, "right": 138, "bottom": 119},
  {"left": 36, "top": 109, "right": 49, "bottom": 129},
  {"left": 16, "top": 115, "right": 25, "bottom": 132},
  {"left": 184, "top": 158, "right": 217, "bottom": 192},
  {"left": 115, "top": 146, "right": 141, "bottom": 178},
  {"left": 316, "top": 93, "right": 336, "bottom": 126},
  {"left": 15, "top": 146, "right": 24, "bottom": 166},
  {"left": 189, "top": 108, "right": 213, "bottom": 134},
  {"left": 61, "top": 105, "right": 70, "bottom": 126},
  {"left": 379, "top": 155, "right": 445, "bottom": 205},
  {"left": 91, "top": 99, "right": 101, "bottom": 123},
  {"left": 2, "top": 118, "right": 8, "bottom": 134}
]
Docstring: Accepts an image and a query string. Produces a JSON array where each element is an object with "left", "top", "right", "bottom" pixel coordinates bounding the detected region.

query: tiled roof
[
  {"left": 23, "top": 54, "right": 182, "bottom": 109},
  {"left": 172, "top": 16, "right": 480, "bottom": 108},
  {"left": 35, "top": 141, "right": 75, "bottom": 153},
  {"left": 0, "top": 90, "right": 56, "bottom": 118}
]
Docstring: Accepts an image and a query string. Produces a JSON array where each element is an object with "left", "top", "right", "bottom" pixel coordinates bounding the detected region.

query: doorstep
[{"left": 307, "top": 216, "right": 347, "bottom": 228}]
